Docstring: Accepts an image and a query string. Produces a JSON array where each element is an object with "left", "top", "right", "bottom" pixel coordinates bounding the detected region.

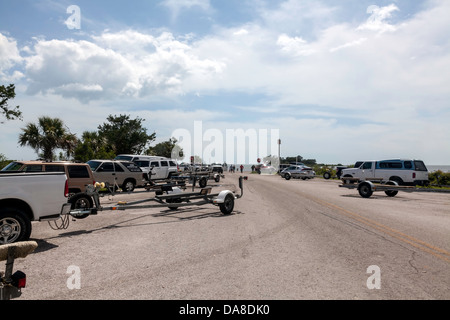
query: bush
[{"left": 428, "top": 170, "right": 450, "bottom": 186}]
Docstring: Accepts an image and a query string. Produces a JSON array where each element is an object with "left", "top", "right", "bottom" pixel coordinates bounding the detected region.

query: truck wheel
[
  {"left": 199, "top": 177, "right": 207, "bottom": 188},
  {"left": 323, "top": 172, "right": 331, "bottom": 179},
  {"left": 219, "top": 194, "right": 235, "bottom": 215},
  {"left": 69, "top": 193, "right": 93, "bottom": 219},
  {"left": 389, "top": 177, "right": 404, "bottom": 186},
  {"left": 0, "top": 207, "right": 32, "bottom": 244},
  {"left": 358, "top": 182, "right": 373, "bottom": 198}
]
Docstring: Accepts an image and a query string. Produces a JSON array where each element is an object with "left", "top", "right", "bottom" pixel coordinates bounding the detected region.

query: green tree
[
  {"left": 73, "top": 131, "right": 116, "bottom": 162},
  {"left": 98, "top": 114, "right": 156, "bottom": 155},
  {"left": 146, "top": 137, "right": 183, "bottom": 159},
  {"left": 1, "top": 84, "right": 22, "bottom": 123},
  {"left": 18, "top": 116, "right": 78, "bottom": 160}
]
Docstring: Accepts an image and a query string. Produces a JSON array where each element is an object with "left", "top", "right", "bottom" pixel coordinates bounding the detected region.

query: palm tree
[{"left": 18, "top": 116, "right": 78, "bottom": 160}]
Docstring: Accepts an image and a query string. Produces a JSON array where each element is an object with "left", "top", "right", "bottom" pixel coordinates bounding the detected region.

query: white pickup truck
[
  {"left": 0, "top": 172, "right": 72, "bottom": 244},
  {"left": 340, "top": 159, "right": 429, "bottom": 186}
]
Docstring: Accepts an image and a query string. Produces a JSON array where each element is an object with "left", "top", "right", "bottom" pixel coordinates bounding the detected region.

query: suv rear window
[
  {"left": 169, "top": 161, "right": 177, "bottom": 166},
  {"left": 414, "top": 161, "right": 428, "bottom": 171},
  {"left": 68, "top": 165, "right": 90, "bottom": 178}
]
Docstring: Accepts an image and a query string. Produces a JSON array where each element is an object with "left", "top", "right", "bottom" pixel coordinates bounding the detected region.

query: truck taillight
[
  {"left": 412, "top": 172, "right": 416, "bottom": 179},
  {"left": 64, "top": 179, "right": 69, "bottom": 197},
  {"left": 12, "top": 270, "right": 27, "bottom": 289}
]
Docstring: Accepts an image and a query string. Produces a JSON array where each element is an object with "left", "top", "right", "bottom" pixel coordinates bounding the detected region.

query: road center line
[{"left": 299, "top": 192, "right": 450, "bottom": 264}]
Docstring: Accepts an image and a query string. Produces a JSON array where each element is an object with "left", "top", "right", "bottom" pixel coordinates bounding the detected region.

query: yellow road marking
[{"left": 304, "top": 193, "right": 450, "bottom": 264}]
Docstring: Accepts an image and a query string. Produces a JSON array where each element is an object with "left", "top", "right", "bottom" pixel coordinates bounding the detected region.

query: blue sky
[{"left": 1, "top": 0, "right": 449, "bottom": 165}]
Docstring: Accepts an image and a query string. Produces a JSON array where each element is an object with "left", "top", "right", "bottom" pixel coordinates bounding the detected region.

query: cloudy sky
[{"left": 1, "top": 0, "right": 449, "bottom": 165}]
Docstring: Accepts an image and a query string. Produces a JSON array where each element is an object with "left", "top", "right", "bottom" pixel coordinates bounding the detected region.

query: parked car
[
  {"left": 278, "top": 164, "right": 290, "bottom": 174},
  {"left": 281, "top": 165, "right": 315, "bottom": 180},
  {"left": 86, "top": 160, "right": 145, "bottom": 191},
  {"left": 209, "top": 164, "right": 224, "bottom": 174},
  {"left": 1, "top": 161, "right": 95, "bottom": 195},
  {"left": 114, "top": 154, "right": 178, "bottom": 181}
]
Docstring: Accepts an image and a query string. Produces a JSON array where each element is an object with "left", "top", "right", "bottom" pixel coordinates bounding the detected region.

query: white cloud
[
  {"left": 2, "top": 1, "right": 450, "bottom": 164},
  {"left": 357, "top": 4, "right": 399, "bottom": 33},
  {"left": 277, "top": 34, "right": 316, "bottom": 56},
  {"left": 0, "top": 33, "right": 23, "bottom": 81},
  {"left": 21, "top": 31, "right": 225, "bottom": 102}
]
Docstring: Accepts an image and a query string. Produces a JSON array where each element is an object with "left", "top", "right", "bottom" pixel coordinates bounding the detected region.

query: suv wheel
[{"left": 122, "top": 179, "right": 136, "bottom": 192}]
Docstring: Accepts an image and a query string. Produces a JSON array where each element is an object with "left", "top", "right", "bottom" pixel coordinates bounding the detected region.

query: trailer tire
[
  {"left": 0, "top": 207, "right": 31, "bottom": 244},
  {"left": 384, "top": 181, "right": 399, "bottom": 197},
  {"left": 323, "top": 172, "right": 331, "bottom": 179},
  {"left": 199, "top": 177, "right": 207, "bottom": 188},
  {"left": 343, "top": 175, "right": 354, "bottom": 184},
  {"left": 69, "top": 193, "right": 93, "bottom": 219},
  {"left": 215, "top": 175, "right": 220, "bottom": 183},
  {"left": 358, "top": 182, "right": 373, "bottom": 198},
  {"left": 219, "top": 194, "right": 235, "bottom": 215},
  {"left": 167, "top": 199, "right": 182, "bottom": 210}
]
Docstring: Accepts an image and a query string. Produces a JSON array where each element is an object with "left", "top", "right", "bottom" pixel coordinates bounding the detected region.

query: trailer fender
[{"left": 213, "top": 190, "right": 234, "bottom": 204}]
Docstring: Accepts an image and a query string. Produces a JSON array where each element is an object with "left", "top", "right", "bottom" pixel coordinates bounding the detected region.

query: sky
[{"left": 0, "top": 0, "right": 449, "bottom": 165}]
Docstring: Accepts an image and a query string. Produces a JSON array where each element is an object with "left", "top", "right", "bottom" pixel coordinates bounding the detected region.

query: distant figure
[{"left": 240, "top": 164, "right": 244, "bottom": 173}]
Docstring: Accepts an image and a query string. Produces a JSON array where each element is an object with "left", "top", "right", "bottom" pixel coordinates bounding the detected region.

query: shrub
[{"left": 428, "top": 170, "right": 450, "bottom": 186}]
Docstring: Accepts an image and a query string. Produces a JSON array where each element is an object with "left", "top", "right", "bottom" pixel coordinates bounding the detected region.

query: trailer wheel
[
  {"left": 323, "top": 172, "right": 331, "bottom": 179},
  {"left": 358, "top": 182, "right": 373, "bottom": 198},
  {"left": 219, "top": 194, "right": 235, "bottom": 215},
  {"left": 384, "top": 181, "right": 399, "bottom": 197},
  {"left": 69, "top": 193, "right": 93, "bottom": 219},
  {"left": 199, "top": 177, "right": 207, "bottom": 188},
  {"left": 0, "top": 207, "right": 31, "bottom": 244}
]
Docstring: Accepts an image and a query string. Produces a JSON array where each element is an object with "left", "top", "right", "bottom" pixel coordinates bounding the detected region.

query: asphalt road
[{"left": 13, "top": 173, "right": 450, "bottom": 300}]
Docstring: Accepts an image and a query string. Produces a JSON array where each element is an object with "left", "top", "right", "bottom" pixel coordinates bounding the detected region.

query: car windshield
[
  {"left": 87, "top": 160, "right": 102, "bottom": 171},
  {"left": 1, "top": 162, "right": 23, "bottom": 171}
]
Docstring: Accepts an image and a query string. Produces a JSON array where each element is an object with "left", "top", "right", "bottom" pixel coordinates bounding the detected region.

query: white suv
[{"left": 115, "top": 155, "right": 178, "bottom": 180}]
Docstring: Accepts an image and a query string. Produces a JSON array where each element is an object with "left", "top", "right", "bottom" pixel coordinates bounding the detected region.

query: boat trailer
[
  {"left": 69, "top": 176, "right": 247, "bottom": 219},
  {"left": 339, "top": 178, "right": 418, "bottom": 198}
]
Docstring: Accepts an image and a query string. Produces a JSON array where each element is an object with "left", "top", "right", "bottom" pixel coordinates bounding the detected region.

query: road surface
[{"left": 14, "top": 173, "right": 450, "bottom": 300}]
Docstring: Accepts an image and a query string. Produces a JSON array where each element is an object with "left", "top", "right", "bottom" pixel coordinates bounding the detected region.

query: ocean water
[{"left": 427, "top": 165, "right": 450, "bottom": 173}]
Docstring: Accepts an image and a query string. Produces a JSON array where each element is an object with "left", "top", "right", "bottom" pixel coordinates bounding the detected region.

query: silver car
[
  {"left": 87, "top": 160, "right": 145, "bottom": 191},
  {"left": 281, "top": 165, "right": 315, "bottom": 180}
]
